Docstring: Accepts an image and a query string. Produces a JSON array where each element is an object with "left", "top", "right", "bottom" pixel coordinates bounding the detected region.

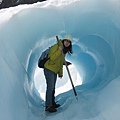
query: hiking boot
[
  {"left": 52, "top": 103, "right": 61, "bottom": 108},
  {"left": 45, "top": 106, "right": 57, "bottom": 113}
]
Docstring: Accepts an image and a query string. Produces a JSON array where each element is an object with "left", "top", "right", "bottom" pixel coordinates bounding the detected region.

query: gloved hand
[
  {"left": 59, "top": 46, "right": 63, "bottom": 52},
  {"left": 63, "top": 61, "right": 72, "bottom": 66}
]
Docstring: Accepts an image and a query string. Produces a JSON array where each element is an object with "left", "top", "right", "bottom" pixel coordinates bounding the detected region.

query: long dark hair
[{"left": 62, "top": 40, "right": 73, "bottom": 55}]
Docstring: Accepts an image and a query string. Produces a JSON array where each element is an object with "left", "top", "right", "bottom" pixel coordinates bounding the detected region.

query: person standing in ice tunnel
[{"left": 44, "top": 34, "right": 73, "bottom": 112}]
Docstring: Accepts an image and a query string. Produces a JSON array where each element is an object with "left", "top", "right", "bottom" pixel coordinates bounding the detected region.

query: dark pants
[{"left": 44, "top": 68, "right": 57, "bottom": 107}]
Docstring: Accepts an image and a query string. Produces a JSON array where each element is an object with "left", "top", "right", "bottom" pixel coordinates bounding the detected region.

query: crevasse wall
[{"left": 0, "top": 0, "right": 120, "bottom": 120}]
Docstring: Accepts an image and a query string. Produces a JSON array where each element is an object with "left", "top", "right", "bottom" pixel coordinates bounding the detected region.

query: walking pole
[{"left": 56, "top": 36, "right": 78, "bottom": 100}]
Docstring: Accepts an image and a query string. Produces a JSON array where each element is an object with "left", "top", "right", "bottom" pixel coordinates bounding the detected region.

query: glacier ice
[{"left": 0, "top": 0, "right": 120, "bottom": 120}]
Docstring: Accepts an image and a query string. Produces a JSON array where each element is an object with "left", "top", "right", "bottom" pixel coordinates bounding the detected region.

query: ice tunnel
[{"left": 0, "top": 0, "right": 120, "bottom": 120}]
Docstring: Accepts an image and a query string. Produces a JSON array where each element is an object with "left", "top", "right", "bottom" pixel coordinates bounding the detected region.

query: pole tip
[{"left": 76, "top": 96, "right": 78, "bottom": 100}]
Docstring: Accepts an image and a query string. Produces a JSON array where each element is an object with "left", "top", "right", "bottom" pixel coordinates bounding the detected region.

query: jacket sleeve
[
  {"left": 58, "top": 65, "right": 63, "bottom": 77},
  {"left": 49, "top": 44, "right": 62, "bottom": 60}
]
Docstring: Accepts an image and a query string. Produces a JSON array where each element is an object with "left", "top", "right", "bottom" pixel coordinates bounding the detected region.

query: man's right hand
[{"left": 59, "top": 46, "right": 63, "bottom": 52}]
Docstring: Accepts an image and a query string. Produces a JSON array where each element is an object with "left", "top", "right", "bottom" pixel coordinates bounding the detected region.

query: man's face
[{"left": 64, "top": 39, "right": 71, "bottom": 47}]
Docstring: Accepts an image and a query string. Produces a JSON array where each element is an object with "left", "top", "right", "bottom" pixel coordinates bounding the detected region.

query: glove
[
  {"left": 63, "top": 61, "right": 72, "bottom": 66},
  {"left": 58, "top": 74, "right": 63, "bottom": 78}
]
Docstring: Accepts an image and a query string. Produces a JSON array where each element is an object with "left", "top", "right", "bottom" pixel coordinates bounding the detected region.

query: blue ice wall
[{"left": 0, "top": 0, "right": 120, "bottom": 120}]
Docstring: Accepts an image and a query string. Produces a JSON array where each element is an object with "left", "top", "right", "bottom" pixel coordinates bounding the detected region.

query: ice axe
[{"left": 56, "top": 36, "right": 78, "bottom": 100}]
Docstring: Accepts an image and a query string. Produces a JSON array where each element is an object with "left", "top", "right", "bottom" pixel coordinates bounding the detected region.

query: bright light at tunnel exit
[{"left": 34, "top": 64, "right": 82, "bottom": 101}]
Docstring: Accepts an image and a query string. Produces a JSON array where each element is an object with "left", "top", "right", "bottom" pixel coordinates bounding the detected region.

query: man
[{"left": 44, "top": 34, "right": 73, "bottom": 112}]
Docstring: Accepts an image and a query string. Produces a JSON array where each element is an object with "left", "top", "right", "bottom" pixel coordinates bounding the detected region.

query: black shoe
[
  {"left": 52, "top": 103, "right": 61, "bottom": 108},
  {"left": 45, "top": 106, "right": 57, "bottom": 113}
]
